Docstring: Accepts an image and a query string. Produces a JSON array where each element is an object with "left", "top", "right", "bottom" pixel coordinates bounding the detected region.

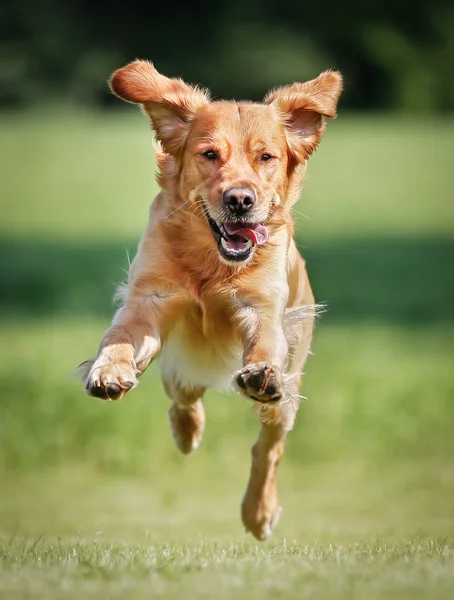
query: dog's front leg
[
  {"left": 234, "top": 301, "right": 288, "bottom": 404},
  {"left": 81, "top": 292, "right": 175, "bottom": 400}
]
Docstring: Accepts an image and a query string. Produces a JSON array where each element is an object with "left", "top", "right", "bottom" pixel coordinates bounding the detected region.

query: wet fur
[{"left": 80, "top": 60, "right": 342, "bottom": 540}]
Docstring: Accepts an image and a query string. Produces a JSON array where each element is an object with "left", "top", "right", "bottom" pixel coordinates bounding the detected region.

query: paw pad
[{"left": 236, "top": 363, "right": 283, "bottom": 403}]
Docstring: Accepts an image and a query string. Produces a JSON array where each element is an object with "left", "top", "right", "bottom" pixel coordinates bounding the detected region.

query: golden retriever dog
[{"left": 80, "top": 60, "right": 342, "bottom": 540}]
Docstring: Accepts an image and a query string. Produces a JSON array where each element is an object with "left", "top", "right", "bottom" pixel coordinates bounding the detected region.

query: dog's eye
[
  {"left": 202, "top": 150, "right": 217, "bottom": 161},
  {"left": 261, "top": 153, "right": 272, "bottom": 162}
]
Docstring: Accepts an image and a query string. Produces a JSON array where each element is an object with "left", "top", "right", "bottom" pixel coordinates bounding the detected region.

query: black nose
[{"left": 223, "top": 187, "right": 256, "bottom": 215}]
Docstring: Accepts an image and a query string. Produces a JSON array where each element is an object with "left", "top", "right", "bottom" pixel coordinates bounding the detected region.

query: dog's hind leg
[
  {"left": 241, "top": 409, "right": 292, "bottom": 541},
  {"left": 163, "top": 378, "right": 206, "bottom": 455}
]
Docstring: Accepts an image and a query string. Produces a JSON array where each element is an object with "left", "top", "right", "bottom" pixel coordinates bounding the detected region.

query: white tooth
[
  {"left": 245, "top": 240, "right": 252, "bottom": 249},
  {"left": 221, "top": 238, "right": 228, "bottom": 250}
]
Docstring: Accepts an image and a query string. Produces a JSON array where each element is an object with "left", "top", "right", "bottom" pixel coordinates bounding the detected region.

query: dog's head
[{"left": 110, "top": 61, "right": 342, "bottom": 265}]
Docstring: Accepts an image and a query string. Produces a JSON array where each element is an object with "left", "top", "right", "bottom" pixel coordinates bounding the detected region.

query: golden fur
[{"left": 80, "top": 60, "right": 342, "bottom": 540}]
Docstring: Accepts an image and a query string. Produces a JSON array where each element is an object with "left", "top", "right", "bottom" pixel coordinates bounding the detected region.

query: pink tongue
[{"left": 223, "top": 222, "right": 269, "bottom": 245}]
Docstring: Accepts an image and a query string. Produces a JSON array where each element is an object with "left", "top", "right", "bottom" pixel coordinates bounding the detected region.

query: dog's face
[
  {"left": 110, "top": 61, "right": 342, "bottom": 265},
  {"left": 181, "top": 102, "right": 288, "bottom": 263}
]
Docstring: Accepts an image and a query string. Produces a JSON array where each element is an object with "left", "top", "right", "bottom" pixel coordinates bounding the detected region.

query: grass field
[{"left": 0, "top": 109, "right": 453, "bottom": 599}]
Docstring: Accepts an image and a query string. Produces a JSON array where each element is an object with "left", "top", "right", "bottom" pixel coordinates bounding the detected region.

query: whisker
[
  {"left": 188, "top": 205, "right": 207, "bottom": 228},
  {"left": 291, "top": 206, "right": 310, "bottom": 220},
  {"left": 165, "top": 200, "right": 191, "bottom": 218},
  {"left": 189, "top": 202, "right": 206, "bottom": 219}
]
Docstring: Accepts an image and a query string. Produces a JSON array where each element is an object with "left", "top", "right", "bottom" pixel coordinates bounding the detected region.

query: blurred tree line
[{"left": 1, "top": 0, "right": 453, "bottom": 110}]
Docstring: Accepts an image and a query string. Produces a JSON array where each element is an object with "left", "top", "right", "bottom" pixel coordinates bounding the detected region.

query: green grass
[
  {"left": 0, "top": 109, "right": 453, "bottom": 598},
  {"left": 1, "top": 538, "right": 454, "bottom": 600},
  {"left": 1, "top": 461, "right": 454, "bottom": 599}
]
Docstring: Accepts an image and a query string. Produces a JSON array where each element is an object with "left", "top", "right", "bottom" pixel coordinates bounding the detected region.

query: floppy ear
[
  {"left": 265, "top": 70, "right": 343, "bottom": 160},
  {"left": 110, "top": 60, "right": 210, "bottom": 155}
]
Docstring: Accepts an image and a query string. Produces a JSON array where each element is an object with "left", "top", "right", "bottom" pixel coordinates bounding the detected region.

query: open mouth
[{"left": 204, "top": 211, "right": 269, "bottom": 263}]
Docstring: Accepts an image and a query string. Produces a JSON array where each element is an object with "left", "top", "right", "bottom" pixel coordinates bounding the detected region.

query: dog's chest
[{"left": 159, "top": 302, "right": 243, "bottom": 391}]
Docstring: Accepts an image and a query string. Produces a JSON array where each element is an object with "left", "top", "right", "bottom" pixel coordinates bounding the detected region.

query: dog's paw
[
  {"left": 82, "top": 359, "right": 138, "bottom": 400},
  {"left": 242, "top": 496, "right": 283, "bottom": 541},
  {"left": 236, "top": 363, "right": 283, "bottom": 403},
  {"left": 168, "top": 400, "right": 205, "bottom": 455}
]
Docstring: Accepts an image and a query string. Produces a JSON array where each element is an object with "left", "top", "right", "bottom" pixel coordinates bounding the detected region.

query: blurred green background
[{"left": 0, "top": 3, "right": 454, "bottom": 598}]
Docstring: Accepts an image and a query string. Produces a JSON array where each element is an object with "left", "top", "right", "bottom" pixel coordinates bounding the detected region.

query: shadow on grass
[{"left": 1, "top": 235, "right": 453, "bottom": 322}]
